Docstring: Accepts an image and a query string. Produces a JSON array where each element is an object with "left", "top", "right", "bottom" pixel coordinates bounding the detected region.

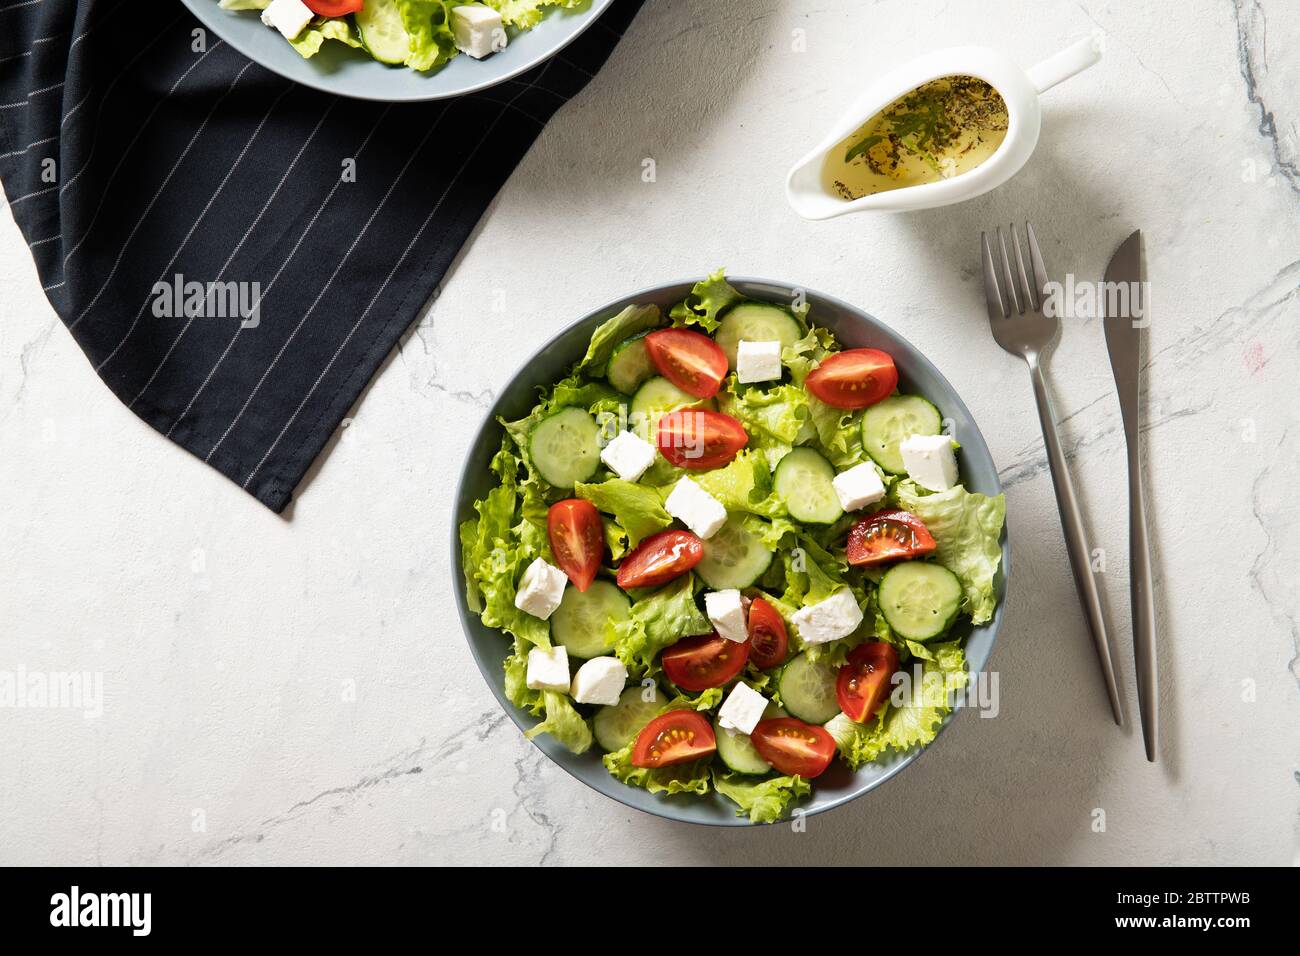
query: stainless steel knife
[{"left": 1102, "top": 230, "right": 1158, "bottom": 762}]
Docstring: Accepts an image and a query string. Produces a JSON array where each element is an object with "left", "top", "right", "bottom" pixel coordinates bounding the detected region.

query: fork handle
[{"left": 1028, "top": 362, "right": 1124, "bottom": 724}]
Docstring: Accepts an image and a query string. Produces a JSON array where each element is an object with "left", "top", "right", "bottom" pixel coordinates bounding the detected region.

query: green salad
[
  {"left": 221, "top": 0, "right": 585, "bottom": 71},
  {"left": 459, "top": 271, "right": 1006, "bottom": 823}
]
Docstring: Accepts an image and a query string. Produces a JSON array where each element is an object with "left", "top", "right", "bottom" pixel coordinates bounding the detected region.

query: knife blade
[{"left": 1102, "top": 230, "right": 1158, "bottom": 762}]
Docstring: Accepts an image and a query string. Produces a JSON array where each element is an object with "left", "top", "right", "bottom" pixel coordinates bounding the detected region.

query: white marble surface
[{"left": 1, "top": 0, "right": 1297, "bottom": 865}]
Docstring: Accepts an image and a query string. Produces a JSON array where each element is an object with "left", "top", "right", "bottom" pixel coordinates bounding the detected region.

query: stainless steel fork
[{"left": 982, "top": 223, "right": 1123, "bottom": 725}]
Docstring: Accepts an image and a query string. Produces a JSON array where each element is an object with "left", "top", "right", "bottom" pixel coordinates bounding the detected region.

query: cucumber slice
[
  {"left": 550, "top": 580, "right": 630, "bottom": 659},
  {"left": 715, "top": 302, "right": 803, "bottom": 369},
  {"left": 696, "top": 514, "right": 773, "bottom": 590},
  {"left": 778, "top": 652, "right": 841, "bottom": 724},
  {"left": 714, "top": 703, "right": 787, "bottom": 774},
  {"left": 355, "top": 0, "right": 409, "bottom": 65},
  {"left": 606, "top": 333, "right": 655, "bottom": 395},
  {"left": 861, "top": 395, "right": 942, "bottom": 475},
  {"left": 593, "top": 684, "right": 666, "bottom": 752},
  {"left": 774, "top": 447, "right": 843, "bottom": 524},
  {"left": 878, "top": 561, "right": 963, "bottom": 641},
  {"left": 629, "top": 376, "right": 714, "bottom": 437},
  {"left": 529, "top": 407, "right": 602, "bottom": 489}
]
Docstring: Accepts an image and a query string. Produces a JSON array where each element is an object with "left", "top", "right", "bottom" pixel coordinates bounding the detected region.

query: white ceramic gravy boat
[{"left": 786, "top": 35, "right": 1102, "bottom": 219}]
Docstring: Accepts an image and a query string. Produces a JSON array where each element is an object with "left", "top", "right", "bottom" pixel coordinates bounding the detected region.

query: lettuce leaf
[
  {"left": 575, "top": 478, "right": 672, "bottom": 547},
  {"left": 893, "top": 480, "right": 1006, "bottom": 624},
  {"left": 578, "top": 304, "right": 662, "bottom": 375},
  {"left": 610, "top": 574, "right": 712, "bottom": 678},
  {"left": 719, "top": 382, "right": 810, "bottom": 469},
  {"left": 399, "top": 0, "right": 459, "bottom": 72},
  {"left": 713, "top": 772, "right": 811, "bottom": 823},
  {"left": 486, "top": 0, "right": 588, "bottom": 30},
  {"left": 669, "top": 268, "right": 742, "bottom": 333},
  {"left": 602, "top": 745, "right": 712, "bottom": 795},
  {"left": 288, "top": 16, "right": 364, "bottom": 58},
  {"left": 525, "top": 691, "right": 594, "bottom": 754}
]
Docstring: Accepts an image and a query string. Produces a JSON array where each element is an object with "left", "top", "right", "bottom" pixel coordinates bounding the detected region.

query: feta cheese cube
[
  {"left": 569, "top": 656, "right": 628, "bottom": 706},
  {"left": 832, "top": 461, "right": 886, "bottom": 511},
  {"left": 736, "top": 340, "right": 783, "bottom": 384},
  {"left": 513, "top": 557, "right": 567, "bottom": 620},
  {"left": 705, "top": 589, "right": 748, "bottom": 643},
  {"left": 452, "top": 4, "right": 506, "bottom": 59},
  {"left": 600, "top": 429, "right": 657, "bottom": 482},
  {"left": 899, "top": 433, "right": 959, "bottom": 492},
  {"left": 665, "top": 478, "right": 727, "bottom": 539},
  {"left": 525, "top": 644, "right": 570, "bottom": 692},
  {"left": 718, "top": 682, "right": 769, "bottom": 735},
  {"left": 260, "top": 0, "right": 314, "bottom": 40},
  {"left": 791, "top": 589, "right": 863, "bottom": 645}
]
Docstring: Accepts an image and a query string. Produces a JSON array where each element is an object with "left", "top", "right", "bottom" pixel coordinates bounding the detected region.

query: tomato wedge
[
  {"left": 805, "top": 349, "right": 898, "bottom": 409},
  {"left": 616, "top": 529, "right": 702, "bottom": 590},
  {"left": 644, "top": 329, "right": 728, "bottom": 399},
  {"left": 750, "top": 718, "right": 836, "bottom": 778},
  {"left": 657, "top": 410, "right": 748, "bottom": 469},
  {"left": 661, "top": 633, "right": 749, "bottom": 691},
  {"left": 547, "top": 499, "right": 604, "bottom": 592},
  {"left": 746, "top": 597, "right": 789, "bottom": 670},
  {"left": 836, "top": 642, "right": 900, "bottom": 722},
  {"left": 845, "top": 509, "right": 937, "bottom": 567},
  {"left": 304, "top": 0, "right": 363, "bottom": 16},
  {"left": 630, "top": 710, "right": 717, "bottom": 768}
]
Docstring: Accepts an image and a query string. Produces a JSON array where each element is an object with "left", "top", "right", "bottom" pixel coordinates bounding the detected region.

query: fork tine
[
  {"left": 997, "top": 227, "right": 1022, "bottom": 313},
  {"left": 980, "top": 232, "right": 1008, "bottom": 318},
  {"left": 1025, "top": 222, "right": 1049, "bottom": 300},
  {"left": 1010, "top": 223, "right": 1038, "bottom": 311}
]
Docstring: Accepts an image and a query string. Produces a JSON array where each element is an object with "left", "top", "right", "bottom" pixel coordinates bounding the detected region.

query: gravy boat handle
[{"left": 1026, "top": 34, "right": 1104, "bottom": 93}]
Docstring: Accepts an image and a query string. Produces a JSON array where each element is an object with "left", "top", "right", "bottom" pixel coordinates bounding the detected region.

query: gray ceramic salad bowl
[
  {"left": 451, "top": 277, "right": 1010, "bottom": 826},
  {"left": 181, "top": 0, "right": 614, "bottom": 103}
]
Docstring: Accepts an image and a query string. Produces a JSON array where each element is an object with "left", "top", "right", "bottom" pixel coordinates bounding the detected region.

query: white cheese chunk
[
  {"left": 718, "top": 682, "right": 769, "bottom": 735},
  {"left": 665, "top": 477, "right": 727, "bottom": 539},
  {"left": 525, "top": 644, "right": 570, "bottom": 692},
  {"left": 736, "top": 340, "right": 783, "bottom": 384},
  {"left": 451, "top": 4, "right": 506, "bottom": 59},
  {"left": 513, "top": 557, "right": 567, "bottom": 620},
  {"left": 705, "top": 589, "right": 748, "bottom": 643},
  {"left": 600, "top": 429, "right": 657, "bottom": 482},
  {"left": 260, "top": 0, "right": 314, "bottom": 40},
  {"left": 832, "top": 461, "right": 887, "bottom": 511},
  {"left": 791, "top": 588, "right": 863, "bottom": 645},
  {"left": 899, "top": 433, "right": 959, "bottom": 492},
  {"left": 569, "top": 656, "right": 628, "bottom": 706}
]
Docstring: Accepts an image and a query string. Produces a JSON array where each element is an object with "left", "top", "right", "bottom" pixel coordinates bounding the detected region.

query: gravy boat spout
[{"left": 786, "top": 36, "right": 1102, "bottom": 219}]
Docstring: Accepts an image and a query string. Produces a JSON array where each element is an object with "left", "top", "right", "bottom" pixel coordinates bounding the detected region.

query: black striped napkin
[{"left": 0, "top": 0, "right": 641, "bottom": 512}]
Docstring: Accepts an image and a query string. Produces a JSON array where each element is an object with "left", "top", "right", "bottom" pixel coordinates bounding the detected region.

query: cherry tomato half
[
  {"left": 644, "top": 329, "right": 728, "bottom": 399},
  {"left": 661, "top": 633, "right": 750, "bottom": 692},
  {"left": 547, "top": 499, "right": 604, "bottom": 592},
  {"left": 615, "top": 530, "right": 702, "bottom": 590},
  {"left": 304, "top": 0, "right": 363, "bottom": 16},
  {"left": 746, "top": 597, "right": 789, "bottom": 670},
  {"left": 805, "top": 349, "right": 898, "bottom": 409},
  {"left": 750, "top": 718, "right": 837, "bottom": 778},
  {"left": 630, "top": 710, "right": 717, "bottom": 768},
  {"left": 845, "top": 509, "right": 937, "bottom": 567},
  {"left": 657, "top": 410, "right": 748, "bottom": 470},
  {"left": 836, "top": 641, "right": 900, "bottom": 722}
]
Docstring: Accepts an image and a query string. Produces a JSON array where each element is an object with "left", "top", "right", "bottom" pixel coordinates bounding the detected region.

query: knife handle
[
  {"left": 1028, "top": 362, "right": 1124, "bottom": 724},
  {"left": 1126, "top": 433, "right": 1158, "bottom": 761}
]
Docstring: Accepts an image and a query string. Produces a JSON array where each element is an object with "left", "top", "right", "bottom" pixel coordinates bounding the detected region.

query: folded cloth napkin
[{"left": 0, "top": 0, "right": 641, "bottom": 511}]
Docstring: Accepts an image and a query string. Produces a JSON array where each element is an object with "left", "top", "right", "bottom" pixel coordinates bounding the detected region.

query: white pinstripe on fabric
[
  {"left": 198, "top": 104, "right": 406, "bottom": 459},
  {"left": 0, "top": 0, "right": 47, "bottom": 12},
  {"left": 7, "top": 183, "right": 55, "bottom": 205},
  {"left": 0, "top": 133, "right": 55, "bottom": 160},
  {"left": 65, "top": 57, "right": 252, "bottom": 330},
  {"left": 159, "top": 100, "right": 340, "bottom": 437},
  {"left": 96, "top": 80, "right": 294, "bottom": 376},
  {"left": 240, "top": 65, "right": 553, "bottom": 490}
]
